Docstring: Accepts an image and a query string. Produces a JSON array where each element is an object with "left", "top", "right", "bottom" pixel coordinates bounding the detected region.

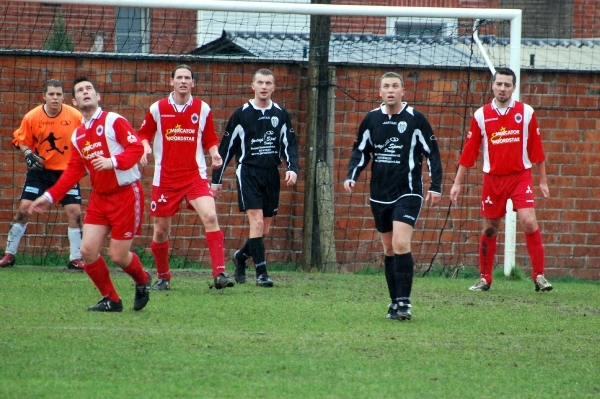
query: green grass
[{"left": 1, "top": 267, "right": 598, "bottom": 399}]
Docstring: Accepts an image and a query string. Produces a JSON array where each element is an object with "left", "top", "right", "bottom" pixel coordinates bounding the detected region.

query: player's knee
[
  {"left": 80, "top": 245, "right": 98, "bottom": 263},
  {"left": 107, "top": 250, "right": 128, "bottom": 267},
  {"left": 14, "top": 210, "right": 30, "bottom": 223},
  {"left": 482, "top": 226, "right": 498, "bottom": 237}
]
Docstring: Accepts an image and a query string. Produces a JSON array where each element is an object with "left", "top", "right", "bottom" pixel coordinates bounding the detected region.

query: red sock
[
  {"left": 122, "top": 253, "right": 148, "bottom": 285},
  {"left": 479, "top": 234, "right": 497, "bottom": 284},
  {"left": 525, "top": 229, "right": 545, "bottom": 280},
  {"left": 206, "top": 230, "right": 225, "bottom": 278},
  {"left": 151, "top": 240, "right": 171, "bottom": 280},
  {"left": 83, "top": 257, "right": 120, "bottom": 302}
]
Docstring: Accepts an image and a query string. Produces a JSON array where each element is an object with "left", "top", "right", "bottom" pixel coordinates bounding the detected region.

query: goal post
[{"left": 5, "top": 0, "right": 523, "bottom": 274}]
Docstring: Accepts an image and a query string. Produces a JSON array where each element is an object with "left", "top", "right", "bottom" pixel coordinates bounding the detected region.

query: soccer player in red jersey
[
  {"left": 450, "top": 67, "right": 553, "bottom": 293},
  {"left": 1, "top": 80, "right": 84, "bottom": 270},
  {"left": 138, "top": 64, "right": 234, "bottom": 291},
  {"left": 29, "top": 76, "right": 151, "bottom": 312}
]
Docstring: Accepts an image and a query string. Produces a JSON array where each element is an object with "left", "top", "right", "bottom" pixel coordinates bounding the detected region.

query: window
[
  {"left": 387, "top": 17, "right": 458, "bottom": 38},
  {"left": 115, "top": 7, "right": 149, "bottom": 53}
]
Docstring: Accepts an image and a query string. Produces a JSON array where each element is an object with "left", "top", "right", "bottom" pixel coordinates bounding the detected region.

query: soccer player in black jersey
[
  {"left": 344, "top": 72, "right": 443, "bottom": 320},
  {"left": 212, "top": 69, "right": 299, "bottom": 287}
]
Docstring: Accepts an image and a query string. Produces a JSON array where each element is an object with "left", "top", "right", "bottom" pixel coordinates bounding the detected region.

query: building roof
[{"left": 190, "top": 31, "right": 600, "bottom": 71}]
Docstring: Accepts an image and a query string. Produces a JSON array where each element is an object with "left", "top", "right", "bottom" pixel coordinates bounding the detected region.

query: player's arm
[
  {"left": 211, "top": 112, "right": 240, "bottom": 186},
  {"left": 18, "top": 142, "right": 46, "bottom": 170},
  {"left": 420, "top": 115, "right": 443, "bottom": 205},
  {"left": 449, "top": 165, "right": 468, "bottom": 205},
  {"left": 137, "top": 107, "right": 158, "bottom": 166},
  {"left": 44, "top": 147, "right": 87, "bottom": 205},
  {"left": 98, "top": 117, "right": 144, "bottom": 171},
  {"left": 449, "top": 114, "right": 483, "bottom": 205},
  {"left": 13, "top": 113, "right": 46, "bottom": 170},
  {"left": 344, "top": 116, "right": 372, "bottom": 193}
]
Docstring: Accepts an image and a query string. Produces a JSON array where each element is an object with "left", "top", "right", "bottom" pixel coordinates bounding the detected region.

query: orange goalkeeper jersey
[{"left": 12, "top": 104, "right": 82, "bottom": 171}]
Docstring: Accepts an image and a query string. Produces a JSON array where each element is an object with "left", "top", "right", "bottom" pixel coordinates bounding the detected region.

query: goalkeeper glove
[{"left": 24, "top": 149, "right": 45, "bottom": 170}]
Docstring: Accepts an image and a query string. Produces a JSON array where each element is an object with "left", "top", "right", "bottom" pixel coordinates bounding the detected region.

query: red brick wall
[
  {"left": 0, "top": 2, "right": 196, "bottom": 54},
  {"left": 1, "top": 53, "right": 599, "bottom": 280}
]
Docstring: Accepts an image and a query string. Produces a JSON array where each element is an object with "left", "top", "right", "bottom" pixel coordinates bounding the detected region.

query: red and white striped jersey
[
  {"left": 137, "top": 93, "right": 219, "bottom": 188},
  {"left": 47, "top": 108, "right": 143, "bottom": 201},
  {"left": 459, "top": 99, "right": 545, "bottom": 175}
]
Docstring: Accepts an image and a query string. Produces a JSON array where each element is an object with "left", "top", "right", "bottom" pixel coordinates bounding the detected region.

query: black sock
[
  {"left": 240, "top": 240, "right": 250, "bottom": 261},
  {"left": 384, "top": 255, "right": 396, "bottom": 302},
  {"left": 248, "top": 237, "right": 267, "bottom": 277},
  {"left": 393, "top": 252, "right": 414, "bottom": 300}
]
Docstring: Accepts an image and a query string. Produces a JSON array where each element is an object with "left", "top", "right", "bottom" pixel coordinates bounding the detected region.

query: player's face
[
  {"left": 171, "top": 69, "right": 194, "bottom": 95},
  {"left": 492, "top": 74, "right": 515, "bottom": 105},
  {"left": 72, "top": 81, "right": 100, "bottom": 111},
  {"left": 44, "top": 86, "right": 64, "bottom": 113},
  {"left": 379, "top": 77, "right": 405, "bottom": 108},
  {"left": 251, "top": 74, "right": 275, "bottom": 102}
]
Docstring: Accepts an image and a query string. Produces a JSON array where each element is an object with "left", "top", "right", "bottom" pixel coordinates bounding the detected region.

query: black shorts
[
  {"left": 21, "top": 169, "right": 82, "bottom": 206},
  {"left": 370, "top": 195, "right": 423, "bottom": 233},
  {"left": 236, "top": 164, "right": 280, "bottom": 217}
]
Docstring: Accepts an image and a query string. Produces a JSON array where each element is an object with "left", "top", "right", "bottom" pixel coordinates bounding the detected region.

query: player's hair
[
  {"left": 493, "top": 67, "right": 517, "bottom": 85},
  {"left": 71, "top": 76, "right": 99, "bottom": 96},
  {"left": 172, "top": 64, "right": 194, "bottom": 79},
  {"left": 380, "top": 72, "right": 404, "bottom": 86},
  {"left": 253, "top": 68, "right": 275, "bottom": 83},
  {"left": 43, "top": 79, "right": 64, "bottom": 94}
]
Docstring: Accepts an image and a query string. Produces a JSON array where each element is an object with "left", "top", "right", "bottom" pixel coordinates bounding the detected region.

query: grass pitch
[{"left": 0, "top": 266, "right": 598, "bottom": 399}]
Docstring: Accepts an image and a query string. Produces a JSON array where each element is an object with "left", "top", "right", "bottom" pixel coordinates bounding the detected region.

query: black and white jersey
[
  {"left": 212, "top": 100, "right": 299, "bottom": 185},
  {"left": 346, "top": 103, "right": 442, "bottom": 203}
]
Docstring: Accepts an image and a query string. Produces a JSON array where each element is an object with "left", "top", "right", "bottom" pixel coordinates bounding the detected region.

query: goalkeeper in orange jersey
[{"left": 1, "top": 79, "right": 84, "bottom": 270}]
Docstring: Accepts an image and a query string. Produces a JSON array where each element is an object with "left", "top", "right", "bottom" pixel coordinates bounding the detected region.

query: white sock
[
  {"left": 67, "top": 227, "right": 82, "bottom": 261},
  {"left": 6, "top": 221, "right": 27, "bottom": 255}
]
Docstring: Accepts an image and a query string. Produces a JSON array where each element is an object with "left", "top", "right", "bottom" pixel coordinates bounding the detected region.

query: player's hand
[
  {"left": 425, "top": 192, "right": 442, "bottom": 206},
  {"left": 28, "top": 195, "right": 51, "bottom": 214},
  {"left": 211, "top": 184, "right": 223, "bottom": 198},
  {"left": 285, "top": 171, "right": 297, "bottom": 186},
  {"left": 449, "top": 184, "right": 461, "bottom": 205},
  {"left": 211, "top": 153, "right": 223, "bottom": 168},
  {"left": 343, "top": 180, "right": 354, "bottom": 193},
  {"left": 24, "top": 149, "right": 45, "bottom": 170},
  {"left": 140, "top": 140, "right": 152, "bottom": 166},
  {"left": 91, "top": 156, "right": 114, "bottom": 171},
  {"left": 540, "top": 182, "right": 550, "bottom": 203}
]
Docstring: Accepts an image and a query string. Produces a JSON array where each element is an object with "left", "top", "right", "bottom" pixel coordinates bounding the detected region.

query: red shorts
[
  {"left": 150, "top": 175, "right": 214, "bottom": 217},
  {"left": 481, "top": 169, "right": 535, "bottom": 219},
  {"left": 84, "top": 181, "right": 144, "bottom": 240}
]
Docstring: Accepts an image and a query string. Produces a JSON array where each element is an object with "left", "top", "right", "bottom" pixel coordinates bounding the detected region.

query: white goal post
[{"left": 20, "top": 0, "right": 522, "bottom": 275}]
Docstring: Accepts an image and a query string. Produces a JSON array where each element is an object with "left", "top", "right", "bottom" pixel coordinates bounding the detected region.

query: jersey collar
[
  {"left": 83, "top": 107, "right": 103, "bottom": 128},
  {"left": 491, "top": 98, "right": 516, "bottom": 113},
  {"left": 168, "top": 92, "right": 193, "bottom": 111},
  {"left": 379, "top": 101, "right": 407, "bottom": 115},
  {"left": 249, "top": 99, "right": 273, "bottom": 111}
]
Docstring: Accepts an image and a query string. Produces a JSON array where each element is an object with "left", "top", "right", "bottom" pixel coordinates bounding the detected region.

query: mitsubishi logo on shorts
[
  {"left": 158, "top": 194, "right": 167, "bottom": 202},
  {"left": 484, "top": 196, "right": 493, "bottom": 205},
  {"left": 526, "top": 186, "right": 532, "bottom": 194}
]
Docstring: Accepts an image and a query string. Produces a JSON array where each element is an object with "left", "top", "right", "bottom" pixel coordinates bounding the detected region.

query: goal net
[{"left": 0, "top": 0, "right": 584, "bottom": 275}]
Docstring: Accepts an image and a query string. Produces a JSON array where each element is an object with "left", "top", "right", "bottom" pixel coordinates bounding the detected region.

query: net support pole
[{"left": 504, "top": 12, "right": 522, "bottom": 276}]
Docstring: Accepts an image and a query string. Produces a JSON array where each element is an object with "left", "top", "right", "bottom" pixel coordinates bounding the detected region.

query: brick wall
[{"left": 0, "top": 53, "right": 599, "bottom": 279}]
